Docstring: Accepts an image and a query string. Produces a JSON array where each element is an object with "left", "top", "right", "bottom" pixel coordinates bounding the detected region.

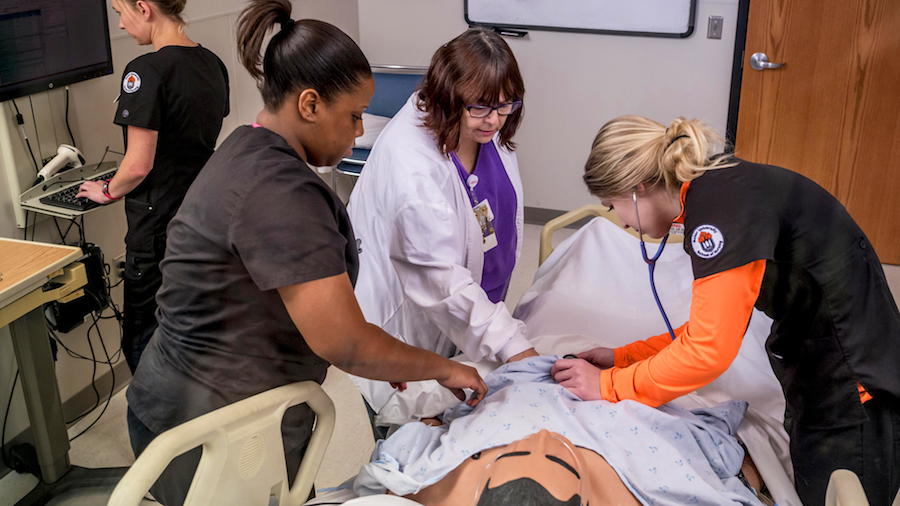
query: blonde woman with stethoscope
[{"left": 552, "top": 115, "right": 900, "bottom": 506}]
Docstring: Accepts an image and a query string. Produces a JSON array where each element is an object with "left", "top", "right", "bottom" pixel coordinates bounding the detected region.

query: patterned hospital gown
[{"left": 354, "top": 356, "right": 762, "bottom": 506}]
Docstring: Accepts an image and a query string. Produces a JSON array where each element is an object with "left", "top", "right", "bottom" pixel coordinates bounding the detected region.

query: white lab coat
[{"left": 348, "top": 94, "right": 531, "bottom": 412}]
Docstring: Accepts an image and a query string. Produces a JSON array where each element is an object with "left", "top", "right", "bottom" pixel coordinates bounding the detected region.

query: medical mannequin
[
  {"left": 349, "top": 28, "right": 537, "bottom": 438},
  {"left": 555, "top": 115, "right": 900, "bottom": 505},
  {"left": 404, "top": 430, "right": 638, "bottom": 505}
]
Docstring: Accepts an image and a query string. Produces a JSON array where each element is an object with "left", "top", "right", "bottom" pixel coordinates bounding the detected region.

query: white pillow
[{"left": 354, "top": 113, "right": 392, "bottom": 150}]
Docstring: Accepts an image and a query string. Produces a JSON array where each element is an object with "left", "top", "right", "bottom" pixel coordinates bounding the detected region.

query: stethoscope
[{"left": 633, "top": 192, "right": 677, "bottom": 341}]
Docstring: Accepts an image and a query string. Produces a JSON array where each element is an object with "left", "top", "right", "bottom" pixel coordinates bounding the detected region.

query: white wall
[
  {"left": 358, "top": 0, "right": 739, "bottom": 211},
  {"left": 0, "top": 0, "right": 358, "bottom": 457}
]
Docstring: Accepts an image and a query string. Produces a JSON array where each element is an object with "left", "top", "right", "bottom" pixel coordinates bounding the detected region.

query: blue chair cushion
[
  {"left": 337, "top": 148, "right": 370, "bottom": 176},
  {"left": 367, "top": 73, "right": 425, "bottom": 118}
]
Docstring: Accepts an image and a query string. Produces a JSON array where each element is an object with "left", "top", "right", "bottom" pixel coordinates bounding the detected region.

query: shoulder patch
[
  {"left": 690, "top": 224, "right": 725, "bottom": 259},
  {"left": 123, "top": 71, "right": 141, "bottom": 93}
]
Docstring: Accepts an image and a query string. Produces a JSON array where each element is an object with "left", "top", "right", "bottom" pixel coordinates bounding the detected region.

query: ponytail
[
  {"left": 583, "top": 115, "right": 735, "bottom": 199},
  {"left": 236, "top": 0, "right": 371, "bottom": 110}
]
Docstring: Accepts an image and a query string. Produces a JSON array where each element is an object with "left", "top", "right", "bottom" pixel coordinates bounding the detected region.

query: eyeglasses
[{"left": 466, "top": 101, "right": 522, "bottom": 118}]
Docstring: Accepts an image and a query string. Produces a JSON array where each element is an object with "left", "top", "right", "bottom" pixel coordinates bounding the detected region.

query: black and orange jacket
[{"left": 599, "top": 160, "right": 900, "bottom": 429}]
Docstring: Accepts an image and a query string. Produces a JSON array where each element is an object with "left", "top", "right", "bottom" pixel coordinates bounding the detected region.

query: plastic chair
[
  {"left": 825, "top": 469, "right": 869, "bottom": 506},
  {"left": 108, "top": 382, "right": 336, "bottom": 506}
]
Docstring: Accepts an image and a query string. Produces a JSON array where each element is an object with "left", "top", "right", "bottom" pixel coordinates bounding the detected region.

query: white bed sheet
[{"left": 364, "top": 217, "right": 801, "bottom": 506}]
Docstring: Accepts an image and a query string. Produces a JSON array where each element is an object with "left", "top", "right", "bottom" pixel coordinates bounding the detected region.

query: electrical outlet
[
  {"left": 707, "top": 16, "right": 724, "bottom": 39},
  {"left": 111, "top": 252, "right": 126, "bottom": 285}
]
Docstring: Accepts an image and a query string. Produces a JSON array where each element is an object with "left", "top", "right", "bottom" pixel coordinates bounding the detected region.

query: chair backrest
[
  {"left": 538, "top": 205, "right": 685, "bottom": 266},
  {"left": 825, "top": 469, "right": 869, "bottom": 506},
  {"left": 108, "top": 382, "right": 335, "bottom": 506},
  {"left": 366, "top": 65, "right": 427, "bottom": 118}
]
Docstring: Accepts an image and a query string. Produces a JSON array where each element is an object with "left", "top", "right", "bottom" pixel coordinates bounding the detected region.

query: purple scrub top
[{"left": 451, "top": 141, "right": 517, "bottom": 303}]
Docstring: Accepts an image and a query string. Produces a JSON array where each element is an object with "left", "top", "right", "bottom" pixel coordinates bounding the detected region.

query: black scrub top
[
  {"left": 115, "top": 45, "right": 229, "bottom": 257},
  {"left": 683, "top": 159, "right": 900, "bottom": 429},
  {"left": 126, "top": 126, "right": 358, "bottom": 453}
]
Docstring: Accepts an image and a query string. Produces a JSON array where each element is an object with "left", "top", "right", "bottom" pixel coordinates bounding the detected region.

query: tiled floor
[{"left": 1, "top": 223, "right": 898, "bottom": 505}]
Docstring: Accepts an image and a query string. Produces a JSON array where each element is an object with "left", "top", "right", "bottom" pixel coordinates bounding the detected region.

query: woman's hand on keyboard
[{"left": 77, "top": 181, "right": 115, "bottom": 204}]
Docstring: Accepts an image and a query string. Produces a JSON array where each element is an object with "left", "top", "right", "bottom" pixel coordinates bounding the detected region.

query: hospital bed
[
  {"left": 311, "top": 207, "right": 850, "bottom": 505},
  {"left": 109, "top": 209, "right": 882, "bottom": 505},
  {"left": 331, "top": 65, "right": 427, "bottom": 195}
]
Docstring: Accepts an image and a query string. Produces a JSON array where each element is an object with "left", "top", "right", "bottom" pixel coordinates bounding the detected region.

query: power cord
[
  {"left": 27, "top": 96, "right": 41, "bottom": 164},
  {"left": 68, "top": 314, "right": 117, "bottom": 443},
  {"left": 1, "top": 371, "right": 19, "bottom": 470},
  {"left": 65, "top": 87, "right": 76, "bottom": 148},
  {"left": 10, "top": 99, "right": 39, "bottom": 173}
]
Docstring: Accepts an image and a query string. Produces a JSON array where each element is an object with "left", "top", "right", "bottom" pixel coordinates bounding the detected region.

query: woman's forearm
[
  {"left": 107, "top": 159, "right": 150, "bottom": 198},
  {"left": 108, "top": 125, "right": 158, "bottom": 198},
  {"left": 321, "top": 322, "right": 453, "bottom": 383}
]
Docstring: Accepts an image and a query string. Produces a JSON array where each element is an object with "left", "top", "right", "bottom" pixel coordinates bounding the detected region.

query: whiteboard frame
[{"left": 464, "top": 0, "right": 697, "bottom": 39}]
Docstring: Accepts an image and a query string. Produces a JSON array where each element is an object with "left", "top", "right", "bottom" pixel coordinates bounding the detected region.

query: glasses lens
[
  {"left": 468, "top": 106, "right": 490, "bottom": 118},
  {"left": 498, "top": 102, "right": 521, "bottom": 116}
]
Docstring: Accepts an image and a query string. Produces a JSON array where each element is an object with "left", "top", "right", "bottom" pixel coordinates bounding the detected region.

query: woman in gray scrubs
[{"left": 125, "top": 1, "right": 487, "bottom": 504}]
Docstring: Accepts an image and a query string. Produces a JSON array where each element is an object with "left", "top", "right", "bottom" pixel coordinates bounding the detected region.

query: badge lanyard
[{"left": 465, "top": 174, "right": 480, "bottom": 205}]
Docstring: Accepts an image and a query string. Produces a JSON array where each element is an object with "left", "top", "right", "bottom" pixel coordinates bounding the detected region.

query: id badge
[{"left": 473, "top": 199, "right": 498, "bottom": 252}]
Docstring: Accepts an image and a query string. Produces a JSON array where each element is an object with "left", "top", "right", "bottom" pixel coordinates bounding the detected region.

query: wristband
[{"left": 102, "top": 180, "right": 122, "bottom": 201}]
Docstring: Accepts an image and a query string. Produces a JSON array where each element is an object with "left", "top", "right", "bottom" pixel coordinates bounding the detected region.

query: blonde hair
[
  {"left": 115, "top": 0, "right": 187, "bottom": 26},
  {"left": 583, "top": 115, "right": 735, "bottom": 199}
]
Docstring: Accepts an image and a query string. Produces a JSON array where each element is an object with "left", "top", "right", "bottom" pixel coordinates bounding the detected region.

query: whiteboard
[{"left": 465, "top": 0, "right": 696, "bottom": 38}]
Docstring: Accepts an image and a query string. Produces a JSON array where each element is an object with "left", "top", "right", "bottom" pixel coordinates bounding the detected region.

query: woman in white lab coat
[{"left": 349, "top": 28, "right": 536, "bottom": 435}]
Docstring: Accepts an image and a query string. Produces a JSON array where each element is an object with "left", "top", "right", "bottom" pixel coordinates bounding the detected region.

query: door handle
[{"left": 750, "top": 52, "right": 784, "bottom": 71}]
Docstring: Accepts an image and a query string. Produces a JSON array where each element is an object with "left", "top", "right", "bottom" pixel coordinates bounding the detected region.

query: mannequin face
[
  {"left": 600, "top": 185, "right": 682, "bottom": 239},
  {"left": 475, "top": 430, "right": 587, "bottom": 503},
  {"left": 405, "top": 430, "right": 641, "bottom": 506}
]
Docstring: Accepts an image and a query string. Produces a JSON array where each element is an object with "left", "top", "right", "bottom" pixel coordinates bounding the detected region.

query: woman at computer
[
  {"left": 76, "top": 0, "right": 229, "bottom": 373},
  {"left": 348, "top": 28, "right": 537, "bottom": 439},
  {"left": 123, "top": 1, "right": 488, "bottom": 504}
]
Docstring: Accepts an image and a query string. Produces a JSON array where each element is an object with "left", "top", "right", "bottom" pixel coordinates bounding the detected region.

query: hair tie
[
  {"left": 667, "top": 134, "right": 689, "bottom": 148},
  {"left": 279, "top": 17, "right": 294, "bottom": 31}
]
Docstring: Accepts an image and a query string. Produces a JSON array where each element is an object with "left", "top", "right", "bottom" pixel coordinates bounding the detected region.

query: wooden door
[{"left": 735, "top": 0, "right": 900, "bottom": 264}]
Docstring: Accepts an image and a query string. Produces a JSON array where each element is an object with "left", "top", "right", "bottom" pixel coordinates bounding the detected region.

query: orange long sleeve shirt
[
  {"left": 599, "top": 258, "right": 873, "bottom": 406},
  {"left": 599, "top": 259, "right": 765, "bottom": 406}
]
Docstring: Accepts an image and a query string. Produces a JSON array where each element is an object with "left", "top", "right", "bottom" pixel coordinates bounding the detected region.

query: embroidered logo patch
[
  {"left": 123, "top": 71, "right": 141, "bottom": 93},
  {"left": 691, "top": 224, "right": 724, "bottom": 259}
]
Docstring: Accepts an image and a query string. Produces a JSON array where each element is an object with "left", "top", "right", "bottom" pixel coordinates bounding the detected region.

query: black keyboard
[{"left": 39, "top": 170, "right": 118, "bottom": 212}]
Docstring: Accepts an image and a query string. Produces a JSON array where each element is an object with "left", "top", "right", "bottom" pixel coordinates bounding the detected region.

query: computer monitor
[{"left": 0, "top": 0, "right": 113, "bottom": 103}]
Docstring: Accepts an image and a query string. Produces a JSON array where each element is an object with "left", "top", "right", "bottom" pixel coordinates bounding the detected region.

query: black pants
[
  {"left": 363, "top": 396, "right": 389, "bottom": 443},
  {"left": 792, "top": 395, "right": 900, "bottom": 506},
  {"left": 127, "top": 408, "right": 310, "bottom": 506},
  {"left": 123, "top": 252, "right": 163, "bottom": 374}
]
